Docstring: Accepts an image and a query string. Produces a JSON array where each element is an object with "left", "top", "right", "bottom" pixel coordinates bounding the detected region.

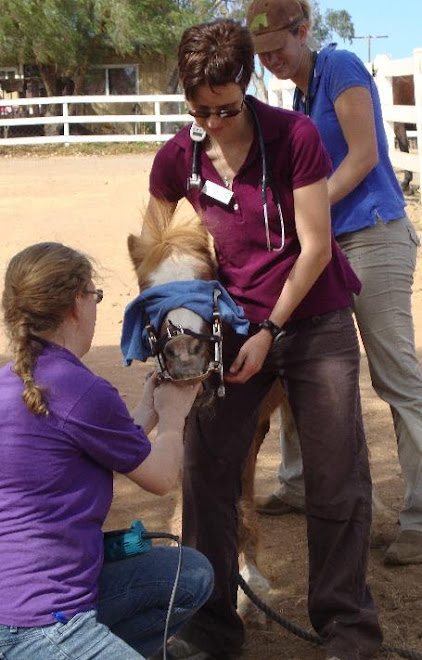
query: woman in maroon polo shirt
[{"left": 142, "top": 18, "right": 382, "bottom": 660}]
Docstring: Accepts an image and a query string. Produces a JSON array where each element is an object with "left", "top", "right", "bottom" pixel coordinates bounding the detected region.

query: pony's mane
[{"left": 128, "top": 203, "right": 216, "bottom": 291}]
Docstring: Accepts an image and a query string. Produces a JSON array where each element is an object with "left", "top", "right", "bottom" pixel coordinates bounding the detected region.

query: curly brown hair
[
  {"left": 2, "top": 242, "right": 93, "bottom": 415},
  {"left": 178, "top": 19, "right": 255, "bottom": 100}
]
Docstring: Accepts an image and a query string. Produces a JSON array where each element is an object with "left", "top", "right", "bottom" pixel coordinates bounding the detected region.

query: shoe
[
  {"left": 160, "top": 638, "right": 209, "bottom": 660},
  {"left": 370, "top": 528, "right": 391, "bottom": 549},
  {"left": 255, "top": 492, "right": 305, "bottom": 516},
  {"left": 153, "top": 637, "right": 240, "bottom": 660},
  {"left": 384, "top": 529, "right": 422, "bottom": 565},
  {"left": 327, "top": 656, "right": 375, "bottom": 660},
  {"left": 148, "top": 641, "right": 208, "bottom": 659}
]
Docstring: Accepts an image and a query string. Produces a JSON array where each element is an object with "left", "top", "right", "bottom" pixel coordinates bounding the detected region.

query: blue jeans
[{"left": 0, "top": 546, "right": 214, "bottom": 659}]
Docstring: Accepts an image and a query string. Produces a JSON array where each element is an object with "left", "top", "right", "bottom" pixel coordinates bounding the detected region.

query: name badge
[{"left": 201, "top": 180, "right": 234, "bottom": 206}]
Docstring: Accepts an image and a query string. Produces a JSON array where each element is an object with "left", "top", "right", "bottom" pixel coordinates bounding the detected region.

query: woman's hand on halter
[
  {"left": 153, "top": 380, "right": 202, "bottom": 429},
  {"left": 127, "top": 379, "right": 202, "bottom": 495},
  {"left": 131, "top": 369, "right": 160, "bottom": 434},
  {"left": 133, "top": 371, "right": 202, "bottom": 433},
  {"left": 225, "top": 331, "right": 273, "bottom": 384}
]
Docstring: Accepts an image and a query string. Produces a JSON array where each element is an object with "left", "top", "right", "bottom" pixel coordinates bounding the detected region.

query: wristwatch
[{"left": 258, "top": 319, "right": 284, "bottom": 341}]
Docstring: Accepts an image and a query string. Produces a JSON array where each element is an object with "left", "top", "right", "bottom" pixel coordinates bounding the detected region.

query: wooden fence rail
[
  {"left": 1, "top": 49, "right": 421, "bottom": 203},
  {"left": 0, "top": 94, "right": 190, "bottom": 144}
]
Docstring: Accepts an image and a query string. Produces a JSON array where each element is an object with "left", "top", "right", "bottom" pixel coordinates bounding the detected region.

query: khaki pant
[{"left": 277, "top": 216, "right": 422, "bottom": 534}]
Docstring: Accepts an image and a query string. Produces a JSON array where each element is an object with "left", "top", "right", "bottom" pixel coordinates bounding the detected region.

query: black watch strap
[{"left": 259, "top": 319, "right": 283, "bottom": 340}]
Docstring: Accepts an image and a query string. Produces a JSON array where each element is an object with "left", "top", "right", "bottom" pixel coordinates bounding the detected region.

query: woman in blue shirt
[{"left": 247, "top": 0, "right": 422, "bottom": 568}]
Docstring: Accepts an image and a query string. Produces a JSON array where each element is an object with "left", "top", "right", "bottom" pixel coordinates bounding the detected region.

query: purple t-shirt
[
  {"left": 0, "top": 343, "right": 151, "bottom": 626},
  {"left": 150, "top": 96, "right": 360, "bottom": 324}
]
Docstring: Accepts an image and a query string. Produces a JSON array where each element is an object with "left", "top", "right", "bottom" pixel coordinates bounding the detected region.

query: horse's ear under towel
[{"left": 120, "top": 280, "right": 250, "bottom": 365}]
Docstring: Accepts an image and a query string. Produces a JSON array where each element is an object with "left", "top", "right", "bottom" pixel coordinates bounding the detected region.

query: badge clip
[
  {"left": 189, "top": 123, "right": 207, "bottom": 142},
  {"left": 201, "top": 180, "right": 234, "bottom": 206}
]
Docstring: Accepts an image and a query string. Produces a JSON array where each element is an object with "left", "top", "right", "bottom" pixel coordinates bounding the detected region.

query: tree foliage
[
  {"left": 180, "top": 0, "right": 355, "bottom": 45},
  {"left": 178, "top": 1, "right": 354, "bottom": 98},
  {"left": 310, "top": 2, "right": 354, "bottom": 49},
  {"left": 0, "top": 0, "right": 188, "bottom": 94},
  {"left": 0, "top": 0, "right": 354, "bottom": 96}
]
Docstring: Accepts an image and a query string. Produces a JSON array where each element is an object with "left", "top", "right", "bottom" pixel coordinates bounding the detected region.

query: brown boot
[
  {"left": 255, "top": 492, "right": 305, "bottom": 516},
  {"left": 384, "top": 529, "right": 422, "bottom": 565}
]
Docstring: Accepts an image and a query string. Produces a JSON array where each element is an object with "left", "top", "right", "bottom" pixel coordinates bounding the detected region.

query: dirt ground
[{"left": 0, "top": 153, "right": 421, "bottom": 660}]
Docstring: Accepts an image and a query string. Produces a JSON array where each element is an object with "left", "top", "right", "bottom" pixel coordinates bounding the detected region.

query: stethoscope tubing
[{"left": 189, "top": 96, "right": 285, "bottom": 252}]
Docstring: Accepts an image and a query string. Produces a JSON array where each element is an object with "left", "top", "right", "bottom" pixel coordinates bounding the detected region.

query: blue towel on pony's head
[{"left": 121, "top": 280, "right": 250, "bottom": 365}]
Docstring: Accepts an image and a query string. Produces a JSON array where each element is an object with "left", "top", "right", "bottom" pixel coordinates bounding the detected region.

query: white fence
[
  {"left": 269, "top": 47, "right": 422, "bottom": 192},
  {"left": 0, "top": 94, "right": 190, "bottom": 144},
  {"left": 0, "top": 49, "right": 421, "bottom": 192}
]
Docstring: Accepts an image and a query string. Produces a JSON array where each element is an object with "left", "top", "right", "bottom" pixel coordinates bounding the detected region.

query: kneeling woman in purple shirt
[
  {"left": 143, "top": 18, "right": 382, "bottom": 660},
  {"left": 0, "top": 242, "right": 214, "bottom": 659}
]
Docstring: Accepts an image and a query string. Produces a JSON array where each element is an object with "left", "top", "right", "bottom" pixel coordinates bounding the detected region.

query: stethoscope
[
  {"left": 187, "top": 96, "right": 285, "bottom": 252},
  {"left": 293, "top": 50, "right": 318, "bottom": 116}
]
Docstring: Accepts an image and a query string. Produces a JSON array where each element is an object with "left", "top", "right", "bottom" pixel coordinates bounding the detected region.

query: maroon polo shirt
[{"left": 149, "top": 96, "right": 360, "bottom": 324}]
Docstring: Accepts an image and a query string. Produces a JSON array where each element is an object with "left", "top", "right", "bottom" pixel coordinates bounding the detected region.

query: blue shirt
[{"left": 294, "top": 44, "right": 405, "bottom": 237}]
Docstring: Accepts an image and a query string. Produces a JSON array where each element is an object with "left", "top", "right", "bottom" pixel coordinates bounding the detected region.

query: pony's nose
[
  {"left": 164, "top": 336, "right": 205, "bottom": 363},
  {"left": 163, "top": 336, "right": 210, "bottom": 381}
]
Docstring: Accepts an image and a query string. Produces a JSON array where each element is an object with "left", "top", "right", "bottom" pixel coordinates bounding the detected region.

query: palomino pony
[{"left": 126, "top": 202, "right": 294, "bottom": 626}]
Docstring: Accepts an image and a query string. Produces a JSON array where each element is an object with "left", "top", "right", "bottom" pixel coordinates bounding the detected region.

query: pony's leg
[
  {"left": 238, "top": 414, "right": 271, "bottom": 628},
  {"left": 237, "top": 381, "right": 284, "bottom": 628},
  {"left": 238, "top": 416, "right": 269, "bottom": 565}
]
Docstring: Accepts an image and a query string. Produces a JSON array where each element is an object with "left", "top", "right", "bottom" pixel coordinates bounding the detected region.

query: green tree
[
  {"left": 176, "top": 1, "right": 355, "bottom": 97},
  {"left": 192, "top": 0, "right": 355, "bottom": 44},
  {"left": 0, "top": 0, "right": 354, "bottom": 98},
  {"left": 310, "top": 2, "right": 354, "bottom": 49},
  {"left": 235, "top": 0, "right": 355, "bottom": 99},
  {"left": 0, "top": 0, "right": 185, "bottom": 95}
]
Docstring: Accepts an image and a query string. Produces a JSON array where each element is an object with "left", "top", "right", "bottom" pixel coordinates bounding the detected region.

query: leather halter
[{"left": 145, "top": 288, "right": 225, "bottom": 398}]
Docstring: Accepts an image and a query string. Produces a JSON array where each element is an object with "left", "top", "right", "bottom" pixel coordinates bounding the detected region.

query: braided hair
[{"left": 2, "top": 242, "right": 93, "bottom": 415}]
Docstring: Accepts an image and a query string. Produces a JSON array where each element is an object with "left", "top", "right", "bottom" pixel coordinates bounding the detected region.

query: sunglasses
[
  {"left": 84, "top": 288, "right": 104, "bottom": 304},
  {"left": 188, "top": 99, "right": 244, "bottom": 120}
]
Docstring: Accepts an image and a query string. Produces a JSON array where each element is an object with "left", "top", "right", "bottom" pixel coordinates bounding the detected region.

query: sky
[{"left": 318, "top": 0, "right": 422, "bottom": 63}]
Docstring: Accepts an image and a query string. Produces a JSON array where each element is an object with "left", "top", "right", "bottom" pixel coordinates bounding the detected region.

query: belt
[
  {"left": 250, "top": 310, "right": 342, "bottom": 337},
  {"left": 283, "top": 314, "right": 323, "bottom": 333}
]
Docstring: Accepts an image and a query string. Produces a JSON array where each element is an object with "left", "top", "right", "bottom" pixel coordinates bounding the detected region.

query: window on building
[
  {"left": 0, "top": 68, "right": 19, "bottom": 80},
  {"left": 84, "top": 65, "right": 139, "bottom": 95}
]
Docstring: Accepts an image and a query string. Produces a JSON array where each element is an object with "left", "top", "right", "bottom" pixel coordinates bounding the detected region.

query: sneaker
[
  {"left": 384, "top": 529, "right": 422, "bottom": 565},
  {"left": 151, "top": 637, "right": 240, "bottom": 660},
  {"left": 148, "top": 642, "right": 208, "bottom": 659},
  {"left": 370, "top": 528, "right": 391, "bottom": 549},
  {"left": 255, "top": 492, "right": 305, "bottom": 516},
  {"left": 327, "top": 656, "right": 375, "bottom": 660},
  {"left": 156, "top": 638, "right": 209, "bottom": 660}
]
